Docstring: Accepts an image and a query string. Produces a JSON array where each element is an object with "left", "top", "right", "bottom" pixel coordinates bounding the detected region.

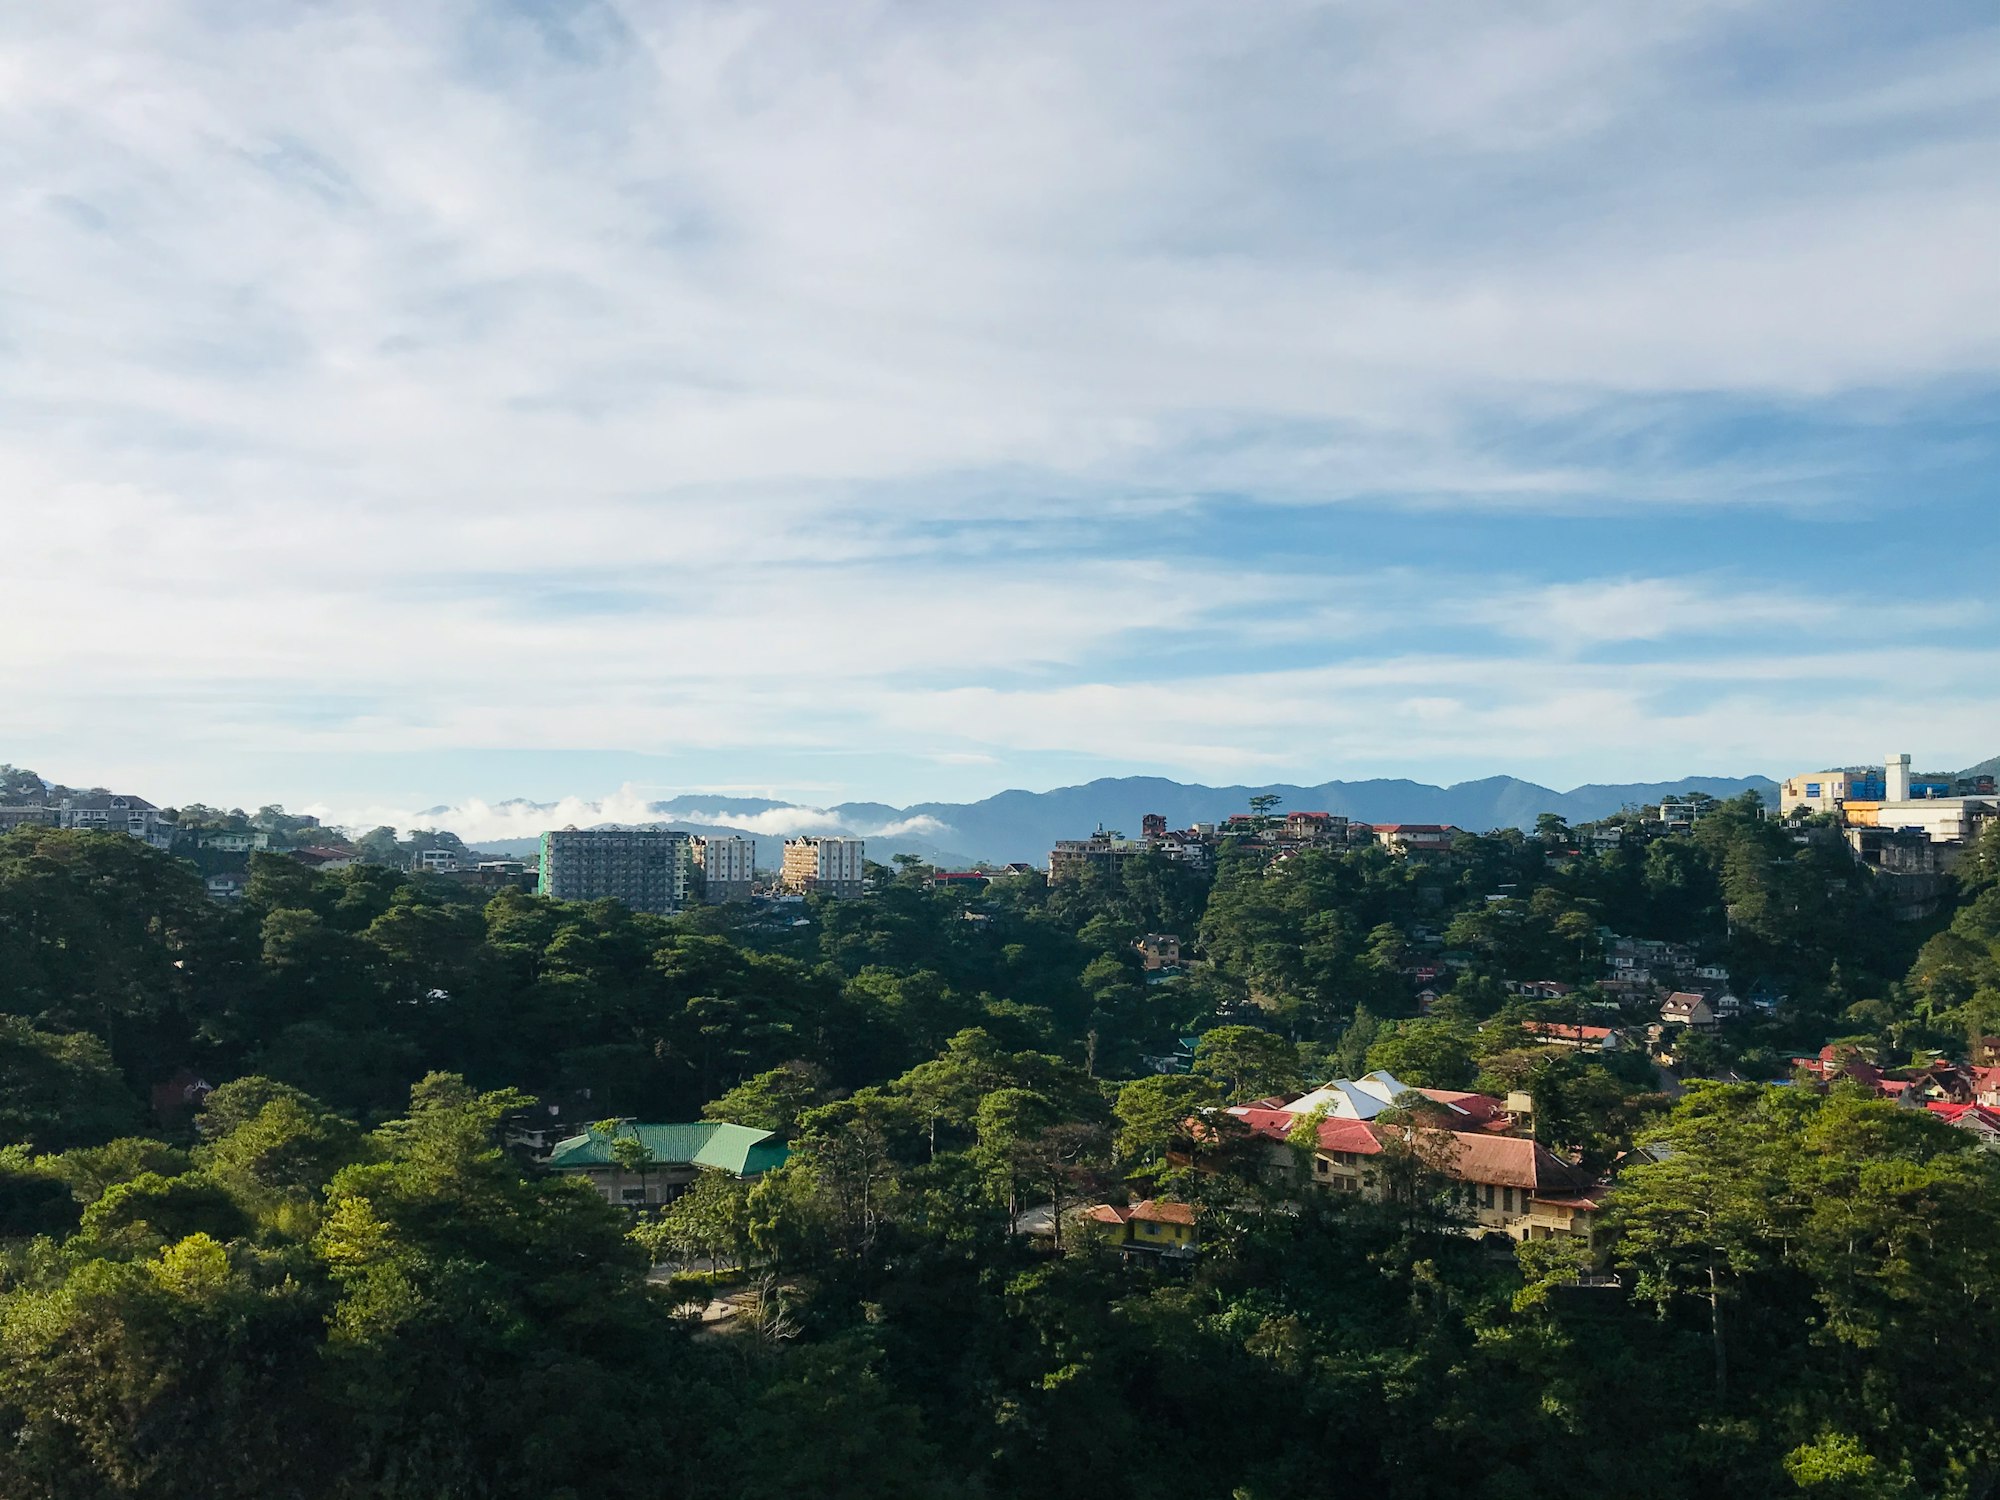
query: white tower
[{"left": 1886, "top": 753, "right": 1911, "bottom": 803}]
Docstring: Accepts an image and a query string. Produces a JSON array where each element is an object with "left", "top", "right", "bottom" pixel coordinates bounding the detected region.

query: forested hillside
[{"left": 1, "top": 804, "right": 1998, "bottom": 1498}]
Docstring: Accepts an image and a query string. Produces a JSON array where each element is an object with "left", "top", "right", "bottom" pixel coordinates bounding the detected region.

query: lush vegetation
[{"left": 0, "top": 802, "right": 1997, "bottom": 1498}]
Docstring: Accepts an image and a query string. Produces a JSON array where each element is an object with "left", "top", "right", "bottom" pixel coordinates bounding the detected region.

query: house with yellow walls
[{"left": 1081, "top": 1198, "right": 1198, "bottom": 1257}]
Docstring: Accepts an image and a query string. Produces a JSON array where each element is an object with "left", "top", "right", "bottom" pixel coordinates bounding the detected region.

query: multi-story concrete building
[
  {"left": 197, "top": 829, "right": 268, "bottom": 852},
  {"left": 1782, "top": 765, "right": 1891, "bottom": 815},
  {"left": 538, "top": 828, "right": 693, "bottom": 914},
  {"left": 1371, "top": 823, "right": 1460, "bottom": 854},
  {"left": 781, "top": 835, "right": 865, "bottom": 898},
  {"left": 1228, "top": 1083, "right": 1602, "bottom": 1247},
  {"left": 1655, "top": 799, "right": 1711, "bottom": 832},
  {"left": 1284, "top": 810, "right": 1349, "bottom": 842},
  {"left": 417, "top": 848, "right": 460, "bottom": 873},
  {"left": 445, "top": 860, "right": 538, "bottom": 894},
  {"left": 692, "top": 835, "right": 756, "bottom": 903},
  {"left": 56, "top": 794, "right": 175, "bottom": 850},
  {"left": 1844, "top": 797, "right": 1999, "bottom": 846},
  {"left": 0, "top": 805, "right": 59, "bottom": 834},
  {"left": 1048, "top": 828, "right": 1148, "bottom": 881}
]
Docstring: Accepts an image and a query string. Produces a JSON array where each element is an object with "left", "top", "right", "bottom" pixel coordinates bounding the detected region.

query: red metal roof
[
  {"left": 1418, "top": 1089, "right": 1502, "bottom": 1125},
  {"left": 1232, "top": 1108, "right": 1384, "bottom": 1156},
  {"left": 1926, "top": 1102, "right": 2000, "bottom": 1129}
]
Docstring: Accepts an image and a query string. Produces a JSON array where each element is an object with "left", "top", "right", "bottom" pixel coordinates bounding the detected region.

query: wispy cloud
[{"left": 1, "top": 2, "right": 1997, "bottom": 805}]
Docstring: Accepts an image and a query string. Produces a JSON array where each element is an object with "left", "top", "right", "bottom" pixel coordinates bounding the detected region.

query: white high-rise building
[{"left": 693, "top": 835, "right": 756, "bottom": 903}]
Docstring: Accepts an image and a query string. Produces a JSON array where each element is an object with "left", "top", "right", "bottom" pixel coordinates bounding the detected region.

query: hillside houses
[{"left": 1212, "top": 1074, "right": 1607, "bottom": 1247}]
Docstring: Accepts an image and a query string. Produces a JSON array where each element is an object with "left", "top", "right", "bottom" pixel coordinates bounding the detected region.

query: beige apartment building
[
  {"left": 781, "top": 835, "right": 866, "bottom": 898},
  {"left": 692, "top": 835, "right": 756, "bottom": 903}
]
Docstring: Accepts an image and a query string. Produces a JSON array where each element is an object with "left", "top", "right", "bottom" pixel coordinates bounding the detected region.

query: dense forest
[{"left": 2, "top": 798, "right": 1999, "bottom": 1498}]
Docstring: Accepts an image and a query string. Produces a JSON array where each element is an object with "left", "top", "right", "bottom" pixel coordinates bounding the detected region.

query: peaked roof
[
  {"left": 60, "top": 793, "right": 157, "bottom": 811},
  {"left": 1282, "top": 1071, "right": 1428, "bottom": 1121},
  {"left": 546, "top": 1121, "right": 789, "bottom": 1177},
  {"left": 1419, "top": 1089, "right": 1502, "bottom": 1126},
  {"left": 1419, "top": 1131, "right": 1582, "bottom": 1191},
  {"left": 1927, "top": 1102, "right": 2000, "bottom": 1132}
]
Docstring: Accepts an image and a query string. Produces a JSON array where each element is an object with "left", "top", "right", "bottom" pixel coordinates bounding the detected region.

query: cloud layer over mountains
[{"left": 333, "top": 770, "right": 1783, "bottom": 868}]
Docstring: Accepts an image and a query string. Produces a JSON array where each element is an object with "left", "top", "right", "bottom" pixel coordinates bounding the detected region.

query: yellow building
[
  {"left": 780, "top": 835, "right": 866, "bottom": 898},
  {"left": 1082, "top": 1198, "right": 1197, "bottom": 1254}
]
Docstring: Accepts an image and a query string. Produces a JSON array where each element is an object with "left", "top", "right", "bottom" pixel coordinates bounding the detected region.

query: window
[
  {"left": 1482, "top": 1183, "right": 1495, "bottom": 1210},
  {"left": 1805, "top": 783, "right": 1822, "bottom": 798},
  {"left": 1316, "top": 1158, "right": 1330, "bottom": 1175},
  {"left": 1503, "top": 1186, "right": 1516, "bottom": 1214},
  {"left": 620, "top": 1187, "right": 646, "bottom": 1203}
]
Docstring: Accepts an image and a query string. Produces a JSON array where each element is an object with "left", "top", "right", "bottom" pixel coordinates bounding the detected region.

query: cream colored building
[
  {"left": 781, "top": 835, "right": 866, "bottom": 898},
  {"left": 1843, "top": 798, "right": 1998, "bottom": 845},
  {"left": 1229, "top": 1095, "right": 1602, "bottom": 1247},
  {"left": 692, "top": 835, "right": 756, "bottom": 903},
  {"left": 1780, "top": 766, "right": 1886, "bottom": 816}
]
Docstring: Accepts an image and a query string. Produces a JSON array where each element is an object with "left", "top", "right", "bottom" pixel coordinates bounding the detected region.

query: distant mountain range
[{"left": 465, "top": 771, "right": 1785, "bottom": 868}]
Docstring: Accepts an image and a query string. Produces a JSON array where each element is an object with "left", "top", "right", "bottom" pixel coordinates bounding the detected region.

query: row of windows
[{"left": 1307, "top": 1154, "right": 1534, "bottom": 1214}]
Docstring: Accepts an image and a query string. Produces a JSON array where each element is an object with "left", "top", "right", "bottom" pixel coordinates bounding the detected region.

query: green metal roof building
[{"left": 546, "top": 1121, "right": 789, "bottom": 1206}]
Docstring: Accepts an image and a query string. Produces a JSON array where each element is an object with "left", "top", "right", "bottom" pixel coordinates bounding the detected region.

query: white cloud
[
  {"left": 1, "top": 2, "right": 1997, "bottom": 799},
  {"left": 310, "top": 787, "right": 964, "bottom": 847}
]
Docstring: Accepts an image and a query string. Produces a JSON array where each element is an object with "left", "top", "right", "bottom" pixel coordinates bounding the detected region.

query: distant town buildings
[
  {"left": 537, "top": 827, "right": 693, "bottom": 914},
  {"left": 1047, "top": 806, "right": 1376, "bottom": 882},
  {"left": 692, "top": 835, "right": 756, "bottom": 903},
  {"left": 1770, "top": 752, "right": 2000, "bottom": 919},
  {"left": 781, "top": 835, "right": 866, "bottom": 898}
]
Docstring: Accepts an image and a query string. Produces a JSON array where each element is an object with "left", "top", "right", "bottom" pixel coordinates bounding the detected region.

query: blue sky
[{"left": 3, "top": 1, "right": 1998, "bottom": 838}]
